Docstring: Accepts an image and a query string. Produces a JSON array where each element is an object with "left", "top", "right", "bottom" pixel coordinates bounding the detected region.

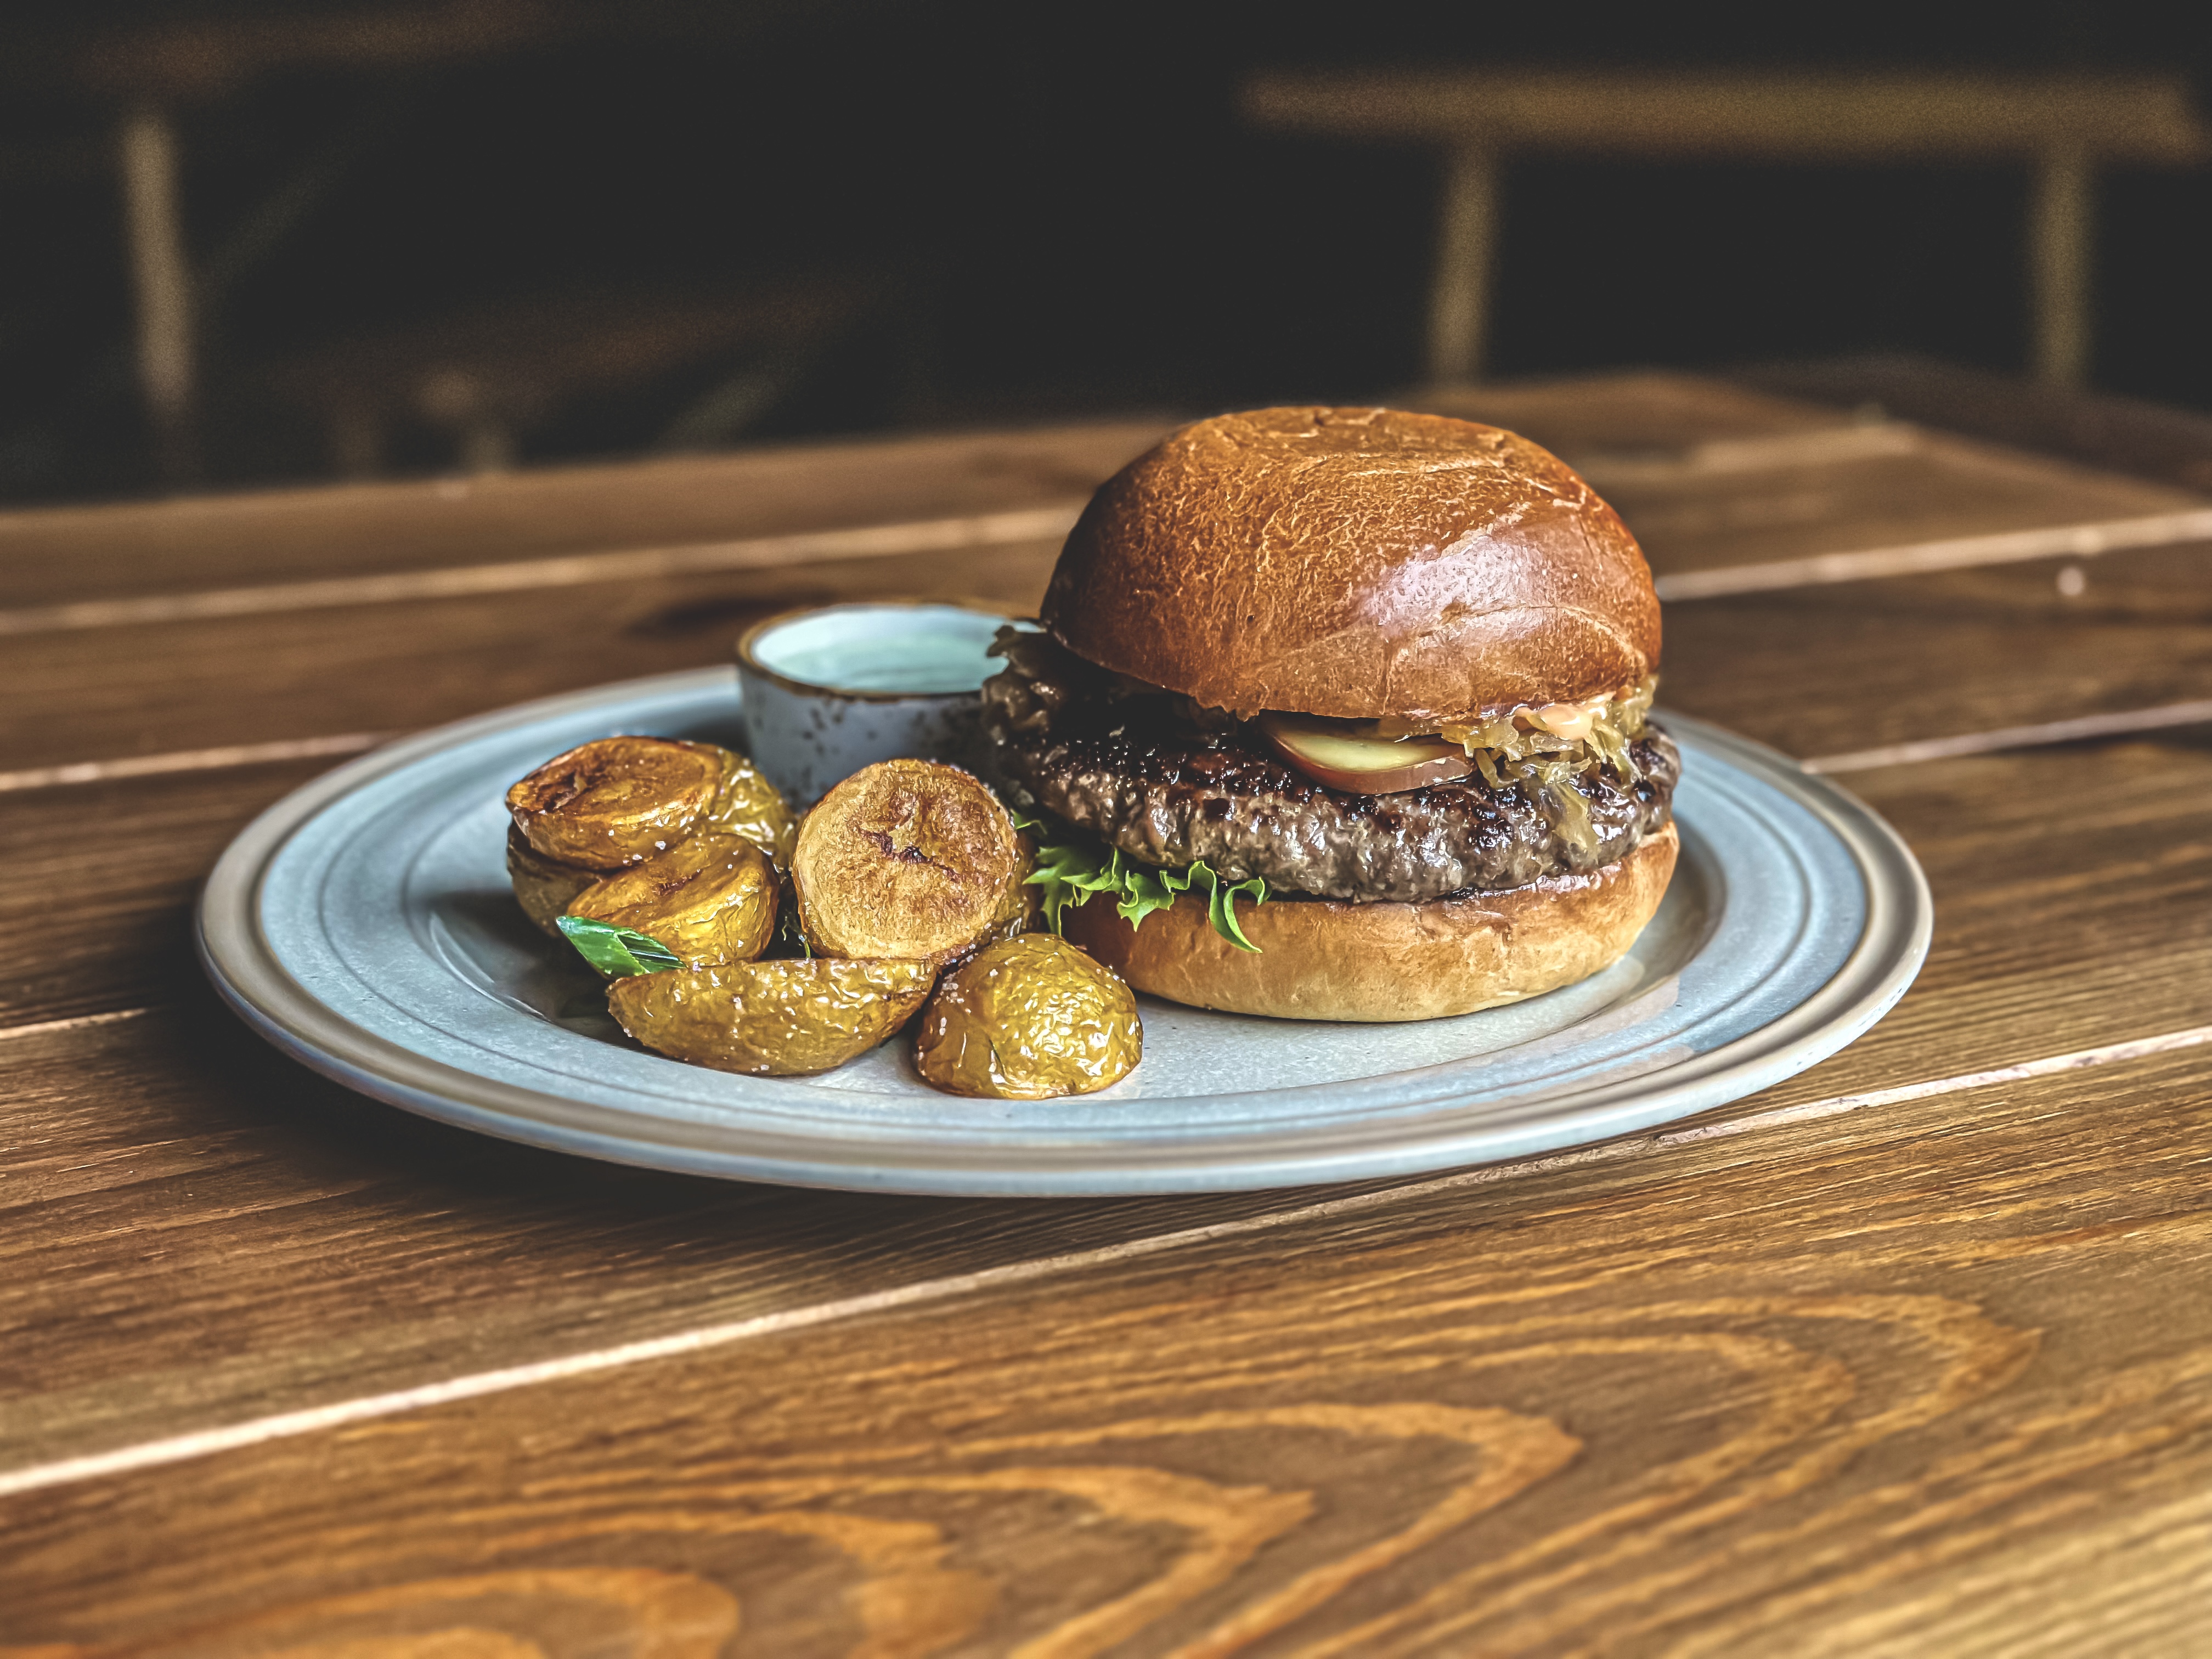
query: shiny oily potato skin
[
  {"left": 565, "top": 832, "right": 777, "bottom": 968},
  {"left": 793, "top": 759, "right": 1028, "bottom": 967},
  {"left": 701, "top": 746, "right": 797, "bottom": 870},
  {"left": 608, "top": 957, "right": 934, "bottom": 1076},
  {"left": 507, "top": 827, "right": 600, "bottom": 938},
  {"left": 913, "top": 933, "right": 1142, "bottom": 1099},
  {"left": 506, "top": 736, "right": 720, "bottom": 870}
]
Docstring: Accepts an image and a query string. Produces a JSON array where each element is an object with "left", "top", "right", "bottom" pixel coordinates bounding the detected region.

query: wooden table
[{"left": 5, "top": 371, "right": 2212, "bottom": 1655}]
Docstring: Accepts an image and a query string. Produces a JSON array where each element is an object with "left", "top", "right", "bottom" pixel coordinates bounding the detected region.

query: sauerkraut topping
[
  {"left": 1368, "top": 676, "right": 1656, "bottom": 782},
  {"left": 1265, "top": 678, "right": 1658, "bottom": 855},
  {"left": 1452, "top": 679, "right": 1656, "bottom": 856}
]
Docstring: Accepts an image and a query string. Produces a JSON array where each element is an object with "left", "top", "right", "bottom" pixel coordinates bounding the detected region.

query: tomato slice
[{"left": 1256, "top": 713, "right": 1474, "bottom": 795}]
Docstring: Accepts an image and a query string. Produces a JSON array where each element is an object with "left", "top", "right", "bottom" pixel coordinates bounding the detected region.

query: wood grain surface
[
  {"left": 6, "top": 1046, "right": 2210, "bottom": 1656},
  {"left": 0, "top": 423, "right": 1164, "bottom": 607},
  {"left": 4, "top": 370, "right": 2210, "bottom": 1655},
  {"left": 1738, "top": 354, "right": 2212, "bottom": 495},
  {"left": 5, "top": 732, "right": 2208, "bottom": 1486}
]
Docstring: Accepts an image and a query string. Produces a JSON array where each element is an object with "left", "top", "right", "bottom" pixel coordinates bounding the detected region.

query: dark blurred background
[{"left": 4, "top": 0, "right": 2209, "bottom": 504}]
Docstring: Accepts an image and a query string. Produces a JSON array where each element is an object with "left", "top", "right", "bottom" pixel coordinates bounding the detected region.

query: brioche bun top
[{"left": 1040, "top": 405, "right": 1660, "bottom": 723}]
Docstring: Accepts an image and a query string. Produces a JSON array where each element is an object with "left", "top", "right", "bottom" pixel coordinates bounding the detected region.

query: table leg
[
  {"left": 117, "top": 106, "right": 198, "bottom": 484},
  {"left": 328, "top": 404, "right": 385, "bottom": 479},
  {"left": 1427, "top": 144, "right": 1499, "bottom": 386},
  {"left": 2030, "top": 148, "right": 2094, "bottom": 387}
]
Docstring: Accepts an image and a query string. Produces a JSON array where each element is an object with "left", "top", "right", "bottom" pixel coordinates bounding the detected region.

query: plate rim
[{"left": 198, "top": 669, "right": 1932, "bottom": 1196}]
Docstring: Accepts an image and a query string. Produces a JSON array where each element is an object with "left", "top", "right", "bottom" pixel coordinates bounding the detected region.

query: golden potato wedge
[
  {"left": 506, "top": 736, "right": 720, "bottom": 870},
  {"left": 701, "top": 746, "right": 797, "bottom": 869},
  {"left": 792, "top": 760, "right": 1026, "bottom": 966},
  {"left": 608, "top": 957, "right": 935, "bottom": 1076},
  {"left": 507, "top": 827, "right": 600, "bottom": 938},
  {"left": 565, "top": 832, "right": 777, "bottom": 968},
  {"left": 913, "top": 933, "right": 1142, "bottom": 1099}
]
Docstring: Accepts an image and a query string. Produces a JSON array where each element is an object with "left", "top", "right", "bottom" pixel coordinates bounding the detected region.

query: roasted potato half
[
  {"left": 608, "top": 957, "right": 935, "bottom": 1075},
  {"left": 506, "top": 736, "right": 720, "bottom": 870},
  {"left": 792, "top": 759, "right": 1026, "bottom": 966},
  {"left": 913, "top": 933, "right": 1142, "bottom": 1099},
  {"left": 701, "top": 746, "right": 797, "bottom": 870},
  {"left": 565, "top": 832, "right": 777, "bottom": 968},
  {"left": 507, "top": 827, "right": 601, "bottom": 939}
]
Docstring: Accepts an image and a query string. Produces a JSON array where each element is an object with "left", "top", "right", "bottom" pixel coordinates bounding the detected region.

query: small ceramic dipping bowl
[{"left": 736, "top": 600, "right": 1031, "bottom": 804}]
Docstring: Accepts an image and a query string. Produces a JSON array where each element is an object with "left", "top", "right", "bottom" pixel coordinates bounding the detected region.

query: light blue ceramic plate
[{"left": 199, "top": 669, "right": 1930, "bottom": 1197}]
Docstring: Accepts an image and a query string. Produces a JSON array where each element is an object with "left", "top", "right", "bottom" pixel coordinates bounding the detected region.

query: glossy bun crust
[
  {"left": 1063, "top": 824, "right": 1676, "bottom": 1022},
  {"left": 1042, "top": 405, "right": 1660, "bottom": 723}
]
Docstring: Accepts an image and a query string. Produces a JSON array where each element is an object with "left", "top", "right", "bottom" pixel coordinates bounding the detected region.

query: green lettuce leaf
[
  {"left": 555, "top": 914, "right": 682, "bottom": 978},
  {"left": 1016, "top": 816, "right": 1267, "bottom": 952},
  {"left": 1025, "top": 833, "right": 1120, "bottom": 933}
]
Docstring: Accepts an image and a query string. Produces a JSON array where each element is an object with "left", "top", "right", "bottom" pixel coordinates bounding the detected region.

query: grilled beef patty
[{"left": 982, "top": 642, "right": 1678, "bottom": 904}]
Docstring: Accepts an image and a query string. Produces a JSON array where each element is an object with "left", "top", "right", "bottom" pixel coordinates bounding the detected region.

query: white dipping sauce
[{"left": 753, "top": 605, "right": 1009, "bottom": 695}]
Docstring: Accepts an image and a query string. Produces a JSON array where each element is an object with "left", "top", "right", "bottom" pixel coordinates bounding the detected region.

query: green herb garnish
[
  {"left": 555, "top": 914, "right": 682, "bottom": 978},
  {"left": 772, "top": 888, "right": 813, "bottom": 959},
  {"left": 1019, "top": 817, "right": 1267, "bottom": 952}
]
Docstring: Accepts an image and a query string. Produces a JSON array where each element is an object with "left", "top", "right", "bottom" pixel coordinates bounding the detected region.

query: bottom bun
[{"left": 1063, "top": 823, "right": 1678, "bottom": 1022}]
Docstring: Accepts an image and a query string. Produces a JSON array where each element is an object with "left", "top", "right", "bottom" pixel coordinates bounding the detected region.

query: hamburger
[{"left": 981, "top": 405, "right": 1678, "bottom": 1022}]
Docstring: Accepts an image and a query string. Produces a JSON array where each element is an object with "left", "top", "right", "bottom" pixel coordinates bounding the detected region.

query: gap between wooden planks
[{"left": 1, "top": 1020, "right": 2206, "bottom": 1504}]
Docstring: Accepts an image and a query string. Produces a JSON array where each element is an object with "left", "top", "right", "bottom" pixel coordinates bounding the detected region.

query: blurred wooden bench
[
  {"left": 1244, "top": 70, "right": 2210, "bottom": 388},
  {"left": 262, "top": 279, "right": 889, "bottom": 477}
]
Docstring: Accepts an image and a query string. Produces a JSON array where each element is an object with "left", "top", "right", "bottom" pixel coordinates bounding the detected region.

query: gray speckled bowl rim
[
  {"left": 198, "top": 669, "right": 1931, "bottom": 1197},
  {"left": 735, "top": 598, "right": 1026, "bottom": 702}
]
